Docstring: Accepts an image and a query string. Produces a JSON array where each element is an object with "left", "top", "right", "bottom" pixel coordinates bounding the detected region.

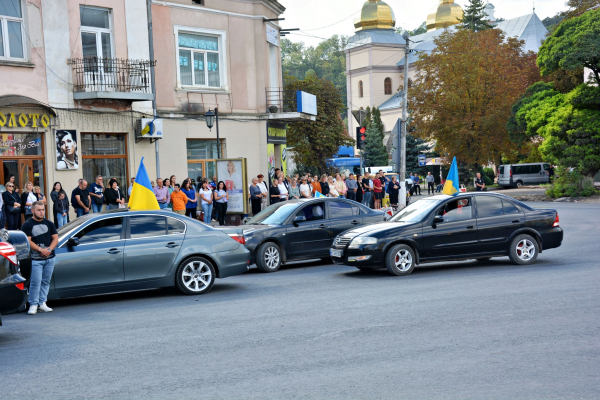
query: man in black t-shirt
[
  {"left": 21, "top": 201, "right": 59, "bottom": 315},
  {"left": 73, "top": 179, "right": 91, "bottom": 217},
  {"left": 475, "top": 173, "right": 485, "bottom": 191}
]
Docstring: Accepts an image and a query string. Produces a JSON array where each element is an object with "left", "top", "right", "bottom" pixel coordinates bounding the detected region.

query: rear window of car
[
  {"left": 499, "top": 166, "right": 504, "bottom": 175},
  {"left": 476, "top": 197, "right": 504, "bottom": 218},
  {"left": 502, "top": 200, "right": 521, "bottom": 214}
]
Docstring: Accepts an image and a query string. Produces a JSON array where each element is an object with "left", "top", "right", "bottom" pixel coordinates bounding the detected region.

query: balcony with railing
[
  {"left": 68, "top": 58, "right": 156, "bottom": 101},
  {"left": 266, "top": 88, "right": 317, "bottom": 122}
]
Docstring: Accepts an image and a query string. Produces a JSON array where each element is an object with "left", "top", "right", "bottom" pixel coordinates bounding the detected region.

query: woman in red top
[{"left": 373, "top": 173, "right": 383, "bottom": 210}]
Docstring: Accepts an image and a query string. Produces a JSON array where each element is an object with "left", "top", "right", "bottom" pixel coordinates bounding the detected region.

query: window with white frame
[
  {"left": 80, "top": 6, "right": 113, "bottom": 64},
  {"left": 0, "top": 0, "right": 25, "bottom": 60},
  {"left": 177, "top": 30, "right": 223, "bottom": 88}
]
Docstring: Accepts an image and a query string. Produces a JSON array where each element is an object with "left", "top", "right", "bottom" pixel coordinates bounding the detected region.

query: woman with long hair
[
  {"left": 21, "top": 181, "right": 37, "bottom": 222},
  {"left": 319, "top": 175, "right": 330, "bottom": 197},
  {"left": 198, "top": 181, "right": 213, "bottom": 223},
  {"left": 327, "top": 177, "right": 339, "bottom": 198},
  {"left": 56, "top": 130, "right": 78, "bottom": 170},
  {"left": 356, "top": 174, "right": 364, "bottom": 205},
  {"left": 213, "top": 181, "right": 228, "bottom": 226},
  {"left": 50, "top": 182, "right": 67, "bottom": 227},
  {"left": 2, "top": 181, "right": 21, "bottom": 229},
  {"left": 181, "top": 179, "right": 198, "bottom": 219}
]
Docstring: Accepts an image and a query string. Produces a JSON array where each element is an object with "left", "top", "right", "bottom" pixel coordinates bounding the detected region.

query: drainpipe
[{"left": 147, "top": 0, "right": 160, "bottom": 178}]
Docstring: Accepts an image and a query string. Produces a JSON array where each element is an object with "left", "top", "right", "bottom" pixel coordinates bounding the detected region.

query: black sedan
[
  {"left": 330, "top": 193, "right": 563, "bottom": 275},
  {"left": 0, "top": 230, "right": 29, "bottom": 324},
  {"left": 26, "top": 209, "right": 249, "bottom": 300},
  {"left": 218, "top": 198, "right": 384, "bottom": 273}
]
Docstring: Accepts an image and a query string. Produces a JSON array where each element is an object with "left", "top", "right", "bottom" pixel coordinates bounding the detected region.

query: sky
[{"left": 277, "top": 0, "right": 567, "bottom": 47}]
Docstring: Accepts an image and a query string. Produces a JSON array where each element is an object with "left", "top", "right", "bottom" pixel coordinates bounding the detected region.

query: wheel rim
[
  {"left": 181, "top": 261, "right": 212, "bottom": 292},
  {"left": 394, "top": 249, "right": 412, "bottom": 271},
  {"left": 264, "top": 246, "right": 280, "bottom": 269},
  {"left": 516, "top": 239, "right": 535, "bottom": 261}
]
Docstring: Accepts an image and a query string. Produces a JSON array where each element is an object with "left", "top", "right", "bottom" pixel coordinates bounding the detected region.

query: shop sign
[
  {"left": 267, "top": 122, "right": 286, "bottom": 144},
  {"left": 0, "top": 132, "right": 43, "bottom": 156},
  {"left": 0, "top": 110, "right": 52, "bottom": 128},
  {"left": 296, "top": 91, "right": 317, "bottom": 116},
  {"left": 266, "top": 24, "right": 279, "bottom": 47}
]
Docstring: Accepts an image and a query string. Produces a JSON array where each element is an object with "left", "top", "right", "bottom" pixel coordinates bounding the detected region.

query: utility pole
[
  {"left": 398, "top": 31, "right": 410, "bottom": 208},
  {"left": 147, "top": 0, "right": 160, "bottom": 178}
]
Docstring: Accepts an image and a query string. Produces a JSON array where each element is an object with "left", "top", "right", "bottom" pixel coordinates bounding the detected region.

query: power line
[{"left": 301, "top": 8, "right": 363, "bottom": 31}]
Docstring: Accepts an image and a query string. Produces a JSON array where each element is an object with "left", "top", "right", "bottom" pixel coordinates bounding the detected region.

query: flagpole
[{"left": 400, "top": 31, "right": 410, "bottom": 209}]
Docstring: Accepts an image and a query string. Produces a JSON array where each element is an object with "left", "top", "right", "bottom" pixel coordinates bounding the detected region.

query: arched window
[
  {"left": 384, "top": 78, "right": 392, "bottom": 95},
  {"left": 359, "top": 81, "right": 363, "bottom": 98}
]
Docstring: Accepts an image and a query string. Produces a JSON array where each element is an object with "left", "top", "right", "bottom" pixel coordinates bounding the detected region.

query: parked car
[
  {"left": 217, "top": 198, "right": 384, "bottom": 273},
  {"left": 330, "top": 193, "right": 563, "bottom": 276},
  {"left": 0, "top": 230, "right": 29, "bottom": 325},
  {"left": 37, "top": 209, "right": 250, "bottom": 299},
  {"left": 498, "top": 163, "right": 553, "bottom": 188}
]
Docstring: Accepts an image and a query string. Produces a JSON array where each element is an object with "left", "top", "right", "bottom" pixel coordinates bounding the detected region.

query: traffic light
[{"left": 356, "top": 126, "right": 366, "bottom": 150}]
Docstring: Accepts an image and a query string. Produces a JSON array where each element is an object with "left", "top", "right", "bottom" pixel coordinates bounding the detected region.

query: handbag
[{"left": 6, "top": 205, "right": 21, "bottom": 214}]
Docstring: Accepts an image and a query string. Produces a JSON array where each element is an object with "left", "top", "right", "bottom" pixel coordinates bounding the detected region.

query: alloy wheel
[
  {"left": 516, "top": 239, "right": 536, "bottom": 261},
  {"left": 181, "top": 261, "right": 212, "bottom": 292},
  {"left": 264, "top": 247, "right": 280, "bottom": 270},
  {"left": 394, "top": 249, "right": 412, "bottom": 272}
]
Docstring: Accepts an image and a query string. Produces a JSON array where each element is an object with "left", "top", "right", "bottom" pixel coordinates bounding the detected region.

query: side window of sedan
[
  {"left": 75, "top": 217, "right": 124, "bottom": 245},
  {"left": 167, "top": 217, "right": 186, "bottom": 234},
  {"left": 437, "top": 198, "right": 473, "bottom": 222},
  {"left": 329, "top": 201, "right": 354, "bottom": 218},
  {"left": 295, "top": 203, "right": 326, "bottom": 222},
  {"left": 129, "top": 216, "right": 167, "bottom": 239},
  {"left": 476, "top": 197, "right": 504, "bottom": 218},
  {"left": 502, "top": 200, "right": 522, "bottom": 215}
]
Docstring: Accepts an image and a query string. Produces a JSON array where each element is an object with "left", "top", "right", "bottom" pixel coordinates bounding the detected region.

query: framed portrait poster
[
  {"left": 216, "top": 158, "right": 248, "bottom": 214},
  {"left": 55, "top": 130, "right": 79, "bottom": 170}
]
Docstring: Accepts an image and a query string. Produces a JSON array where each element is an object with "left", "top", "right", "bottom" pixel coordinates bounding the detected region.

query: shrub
[{"left": 546, "top": 167, "right": 598, "bottom": 198}]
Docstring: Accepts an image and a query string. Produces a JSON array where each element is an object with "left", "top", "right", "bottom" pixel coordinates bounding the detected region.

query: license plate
[{"left": 330, "top": 249, "right": 343, "bottom": 258}]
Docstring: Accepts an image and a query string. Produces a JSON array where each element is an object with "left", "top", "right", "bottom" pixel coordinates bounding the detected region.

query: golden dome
[
  {"left": 426, "top": 0, "right": 464, "bottom": 32},
  {"left": 354, "top": 0, "right": 396, "bottom": 32}
]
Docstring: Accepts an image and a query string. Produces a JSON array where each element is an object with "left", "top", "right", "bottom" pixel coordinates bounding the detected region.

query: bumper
[
  {"left": 0, "top": 284, "right": 28, "bottom": 314},
  {"left": 330, "top": 245, "right": 384, "bottom": 268},
  {"left": 212, "top": 247, "right": 251, "bottom": 278},
  {"left": 541, "top": 227, "right": 563, "bottom": 250}
]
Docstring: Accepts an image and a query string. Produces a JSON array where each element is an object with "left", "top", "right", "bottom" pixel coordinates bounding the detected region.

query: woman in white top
[
  {"left": 198, "top": 181, "right": 214, "bottom": 224},
  {"left": 22, "top": 181, "right": 37, "bottom": 221},
  {"left": 327, "top": 176, "right": 339, "bottom": 197},
  {"left": 213, "top": 181, "right": 229, "bottom": 226},
  {"left": 299, "top": 177, "right": 312, "bottom": 198}
]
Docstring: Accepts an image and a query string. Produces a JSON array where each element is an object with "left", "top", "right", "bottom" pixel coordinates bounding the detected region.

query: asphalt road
[{"left": 1, "top": 202, "right": 599, "bottom": 400}]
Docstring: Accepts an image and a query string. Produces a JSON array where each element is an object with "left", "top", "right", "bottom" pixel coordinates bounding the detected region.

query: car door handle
[
  {"left": 166, "top": 242, "right": 179, "bottom": 248},
  {"left": 107, "top": 249, "right": 122, "bottom": 254},
  {"left": 466, "top": 225, "right": 475, "bottom": 229},
  {"left": 351, "top": 220, "right": 360, "bottom": 225},
  {"left": 512, "top": 220, "right": 521, "bottom": 223},
  {"left": 318, "top": 224, "right": 327, "bottom": 229}
]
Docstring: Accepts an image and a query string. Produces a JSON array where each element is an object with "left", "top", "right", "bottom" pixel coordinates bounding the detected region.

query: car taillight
[
  {"left": 553, "top": 213, "right": 559, "bottom": 227},
  {"left": 228, "top": 234, "right": 246, "bottom": 245},
  {"left": 0, "top": 242, "right": 17, "bottom": 265},
  {"left": 15, "top": 283, "right": 25, "bottom": 290}
]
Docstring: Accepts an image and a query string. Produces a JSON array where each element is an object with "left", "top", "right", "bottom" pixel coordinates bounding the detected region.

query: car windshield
[
  {"left": 245, "top": 202, "right": 300, "bottom": 225},
  {"left": 390, "top": 198, "right": 440, "bottom": 222}
]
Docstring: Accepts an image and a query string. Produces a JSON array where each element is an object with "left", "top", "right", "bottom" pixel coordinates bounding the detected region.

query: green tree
[
  {"left": 396, "top": 22, "right": 427, "bottom": 36},
  {"left": 538, "top": 8, "right": 600, "bottom": 84},
  {"left": 363, "top": 108, "right": 388, "bottom": 167},
  {"left": 561, "top": 0, "right": 600, "bottom": 19},
  {"left": 542, "top": 13, "right": 564, "bottom": 33},
  {"left": 405, "top": 133, "right": 431, "bottom": 176},
  {"left": 459, "top": 0, "right": 492, "bottom": 32},
  {"left": 284, "top": 73, "right": 355, "bottom": 174}
]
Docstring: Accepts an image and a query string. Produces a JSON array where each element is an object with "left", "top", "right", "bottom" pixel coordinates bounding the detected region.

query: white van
[
  {"left": 498, "top": 163, "right": 552, "bottom": 188},
  {"left": 365, "top": 166, "right": 394, "bottom": 174}
]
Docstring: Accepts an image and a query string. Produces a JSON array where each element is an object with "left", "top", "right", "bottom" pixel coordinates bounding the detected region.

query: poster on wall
[
  {"left": 281, "top": 145, "right": 287, "bottom": 177},
  {"left": 216, "top": 159, "right": 247, "bottom": 214},
  {"left": 267, "top": 143, "right": 276, "bottom": 180},
  {"left": 55, "top": 130, "right": 79, "bottom": 170}
]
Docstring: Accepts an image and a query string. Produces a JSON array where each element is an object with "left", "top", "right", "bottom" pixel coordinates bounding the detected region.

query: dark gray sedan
[{"left": 44, "top": 209, "right": 249, "bottom": 298}]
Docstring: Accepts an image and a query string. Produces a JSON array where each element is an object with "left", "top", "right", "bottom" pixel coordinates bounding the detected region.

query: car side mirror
[
  {"left": 433, "top": 215, "right": 444, "bottom": 225},
  {"left": 67, "top": 237, "right": 79, "bottom": 247},
  {"left": 292, "top": 215, "right": 306, "bottom": 226}
]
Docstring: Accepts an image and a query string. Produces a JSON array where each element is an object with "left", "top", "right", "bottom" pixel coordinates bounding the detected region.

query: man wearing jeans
[
  {"left": 153, "top": 178, "right": 170, "bottom": 209},
  {"left": 21, "top": 202, "right": 58, "bottom": 315},
  {"left": 362, "top": 173, "right": 373, "bottom": 208},
  {"left": 89, "top": 175, "right": 105, "bottom": 213},
  {"left": 426, "top": 172, "right": 435, "bottom": 195}
]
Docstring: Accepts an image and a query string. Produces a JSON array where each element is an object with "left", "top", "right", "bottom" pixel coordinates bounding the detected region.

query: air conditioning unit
[{"left": 135, "top": 118, "right": 163, "bottom": 140}]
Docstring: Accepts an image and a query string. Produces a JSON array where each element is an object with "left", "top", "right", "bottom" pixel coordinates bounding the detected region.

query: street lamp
[{"left": 204, "top": 108, "right": 220, "bottom": 159}]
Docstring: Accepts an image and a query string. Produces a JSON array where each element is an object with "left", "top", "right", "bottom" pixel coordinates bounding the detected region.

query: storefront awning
[
  {"left": 326, "top": 157, "right": 362, "bottom": 167},
  {"left": 0, "top": 95, "right": 56, "bottom": 116}
]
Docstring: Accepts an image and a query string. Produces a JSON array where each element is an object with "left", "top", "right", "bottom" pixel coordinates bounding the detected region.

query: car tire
[
  {"left": 256, "top": 242, "right": 282, "bottom": 273},
  {"left": 476, "top": 257, "right": 492, "bottom": 262},
  {"left": 508, "top": 234, "right": 539, "bottom": 265},
  {"left": 385, "top": 244, "right": 416, "bottom": 276},
  {"left": 175, "top": 256, "right": 216, "bottom": 295},
  {"left": 516, "top": 180, "right": 523, "bottom": 188}
]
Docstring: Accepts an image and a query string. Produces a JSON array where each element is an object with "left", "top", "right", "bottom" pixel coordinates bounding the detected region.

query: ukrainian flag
[
  {"left": 128, "top": 157, "right": 160, "bottom": 210},
  {"left": 442, "top": 156, "right": 460, "bottom": 196},
  {"left": 315, "top": 191, "right": 325, "bottom": 198}
]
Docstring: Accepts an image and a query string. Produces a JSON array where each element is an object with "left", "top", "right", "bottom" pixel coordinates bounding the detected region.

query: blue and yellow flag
[
  {"left": 442, "top": 156, "right": 460, "bottom": 196},
  {"left": 129, "top": 157, "right": 160, "bottom": 210},
  {"left": 315, "top": 191, "right": 325, "bottom": 198}
]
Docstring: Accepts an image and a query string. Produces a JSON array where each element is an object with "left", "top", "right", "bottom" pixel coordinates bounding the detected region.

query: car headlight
[{"left": 348, "top": 237, "right": 378, "bottom": 249}]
